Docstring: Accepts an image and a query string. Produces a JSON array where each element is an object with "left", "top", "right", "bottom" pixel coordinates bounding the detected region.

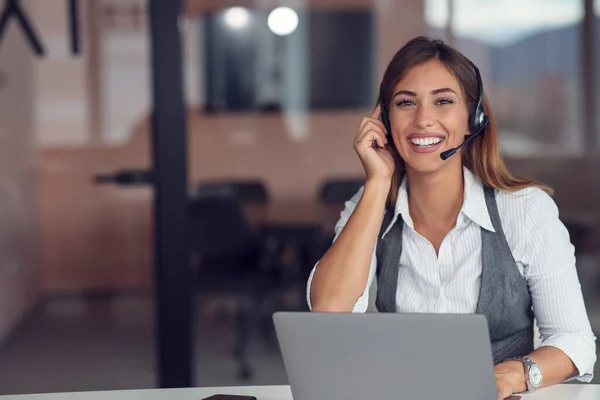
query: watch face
[{"left": 530, "top": 365, "right": 543, "bottom": 387}]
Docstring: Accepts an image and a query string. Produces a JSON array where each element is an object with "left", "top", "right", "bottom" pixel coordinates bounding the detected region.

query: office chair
[
  {"left": 193, "top": 180, "right": 269, "bottom": 204},
  {"left": 317, "top": 177, "right": 364, "bottom": 204},
  {"left": 188, "top": 194, "right": 282, "bottom": 379}
]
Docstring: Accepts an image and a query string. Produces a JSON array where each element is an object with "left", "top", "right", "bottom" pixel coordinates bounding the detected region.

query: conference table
[{"left": 1, "top": 384, "right": 599, "bottom": 400}]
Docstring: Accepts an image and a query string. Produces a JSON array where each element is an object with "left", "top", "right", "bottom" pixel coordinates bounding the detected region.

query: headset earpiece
[
  {"left": 379, "top": 94, "right": 392, "bottom": 141},
  {"left": 467, "top": 60, "right": 489, "bottom": 136}
]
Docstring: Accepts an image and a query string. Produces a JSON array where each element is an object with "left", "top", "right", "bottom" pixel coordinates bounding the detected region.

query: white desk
[{"left": 0, "top": 385, "right": 599, "bottom": 400}]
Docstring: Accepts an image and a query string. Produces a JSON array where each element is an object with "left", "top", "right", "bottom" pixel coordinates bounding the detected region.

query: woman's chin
[{"left": 403, "top": 152, "right": 460, "bottom": 175}]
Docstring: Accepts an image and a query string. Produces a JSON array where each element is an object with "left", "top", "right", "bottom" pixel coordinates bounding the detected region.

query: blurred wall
[
  {"left": 0, "top": 0, "right": 42, "bottom": 341},
  {"left": 41, "top": 128, "right": 153, "bottom": 292},
  {"left": 30, "top": 0, "right": 90, "bottom": 147}
]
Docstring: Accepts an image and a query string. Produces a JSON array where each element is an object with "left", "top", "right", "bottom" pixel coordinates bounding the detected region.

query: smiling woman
[{"left": 307, "top": 36, "right": 597, "bottom": 399}]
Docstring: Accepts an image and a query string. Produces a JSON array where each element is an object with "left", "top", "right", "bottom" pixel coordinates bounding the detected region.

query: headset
[{"left": 379, "top": 59, "right": 489, "bottom": 161}]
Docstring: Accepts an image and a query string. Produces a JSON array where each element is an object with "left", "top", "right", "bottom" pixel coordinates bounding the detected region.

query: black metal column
[
  {"left": 69, "top": 0, "right": 80, "bottom": 54},
  {"left": 149, "top": 0, "right": 193, "bottom": 388},
  {"left": 582, "top": 0, "right": 597, "bottom": 154}
]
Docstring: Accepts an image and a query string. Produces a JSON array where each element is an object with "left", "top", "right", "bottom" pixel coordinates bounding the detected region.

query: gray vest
[{"left": 375, "top": 185, "right": 534, "bottom": 364}]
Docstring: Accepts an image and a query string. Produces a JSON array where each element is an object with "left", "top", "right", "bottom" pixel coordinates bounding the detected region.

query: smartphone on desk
[{"left": 201, "top": 395, "right": 257, "bottom": 400}]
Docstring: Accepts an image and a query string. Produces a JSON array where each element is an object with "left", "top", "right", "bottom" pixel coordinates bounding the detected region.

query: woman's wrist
[
  {"left": 503, "top": 360, "right": 528, "bottom": 393},
  {"left": 364, "top": 176, "right": 392, "bottom": 196}
]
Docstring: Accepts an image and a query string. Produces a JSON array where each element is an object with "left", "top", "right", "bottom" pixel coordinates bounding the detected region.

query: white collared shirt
[{"left": 307, "top": 167, "right": 596, "bottom": 381}]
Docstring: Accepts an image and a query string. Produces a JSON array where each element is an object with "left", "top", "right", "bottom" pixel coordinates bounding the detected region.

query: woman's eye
[
  {"left": 395, "top": 99, "right": 415, "bottom": 107},
  {"left": 436, "top": 98, "right": 454, "bottom": 105}
]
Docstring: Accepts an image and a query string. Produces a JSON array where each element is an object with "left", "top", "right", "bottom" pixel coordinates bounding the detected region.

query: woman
[{"left": 306, "top": 36, "right": 596, "bottom": 399}]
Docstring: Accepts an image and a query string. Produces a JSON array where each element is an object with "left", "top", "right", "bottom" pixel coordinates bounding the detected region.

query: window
[{"left": 426, "top": 0, "right": 585, "bottom": 156}]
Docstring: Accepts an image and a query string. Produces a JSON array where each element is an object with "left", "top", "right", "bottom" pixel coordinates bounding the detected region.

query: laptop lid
[{"left": 273, "top": 312, "right": 497, "bottom": 400}]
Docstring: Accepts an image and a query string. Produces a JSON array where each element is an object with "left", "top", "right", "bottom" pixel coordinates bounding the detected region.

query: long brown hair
[{"left": 380, "top": 36, "right": 552, "bottom": 206}]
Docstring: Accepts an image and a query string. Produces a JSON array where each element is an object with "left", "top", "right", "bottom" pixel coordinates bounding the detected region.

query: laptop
[{"left": 273, "top": 312, "right": 499, "bottom": 400}]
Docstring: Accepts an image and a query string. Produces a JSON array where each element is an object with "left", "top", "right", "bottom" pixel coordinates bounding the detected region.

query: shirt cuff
[{"left": 537, "top": 333, "right": 597, "bottom": 382}]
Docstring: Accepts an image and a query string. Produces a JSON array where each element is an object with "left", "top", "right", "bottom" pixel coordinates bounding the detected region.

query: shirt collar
[
  {"left": 462, "top": 167, "right": 495, "bottom": 233},
  {"left": 381, "top": 166, "right": 495, "bottom": 239}
]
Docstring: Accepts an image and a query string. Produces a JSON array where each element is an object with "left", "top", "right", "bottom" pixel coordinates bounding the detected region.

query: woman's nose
[{"left": 413, "top": 104, "right": 435, "bottom": 129}]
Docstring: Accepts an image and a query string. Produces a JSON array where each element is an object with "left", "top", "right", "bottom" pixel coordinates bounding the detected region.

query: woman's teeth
[{"left": 410, "top": 137, "right": 443, "bottom": 147}]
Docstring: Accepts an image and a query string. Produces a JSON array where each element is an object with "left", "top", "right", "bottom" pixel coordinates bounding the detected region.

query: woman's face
[{"left": 388, "top": 58, "right": 470, "bottom": 175}]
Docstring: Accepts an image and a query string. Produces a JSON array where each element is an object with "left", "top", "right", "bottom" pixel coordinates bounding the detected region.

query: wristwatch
[{"left": 505, "top": 357, "right": 543, "bottom": 393}]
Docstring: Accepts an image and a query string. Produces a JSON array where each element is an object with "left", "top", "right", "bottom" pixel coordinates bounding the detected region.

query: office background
[{"left": 0, "top": 0, "right": 598, "bottom": 394}]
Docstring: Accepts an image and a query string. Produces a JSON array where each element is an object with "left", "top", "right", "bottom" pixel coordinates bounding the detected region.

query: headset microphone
[{"left": 440, "top": 114, "right": 488, "bottom": 160}]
